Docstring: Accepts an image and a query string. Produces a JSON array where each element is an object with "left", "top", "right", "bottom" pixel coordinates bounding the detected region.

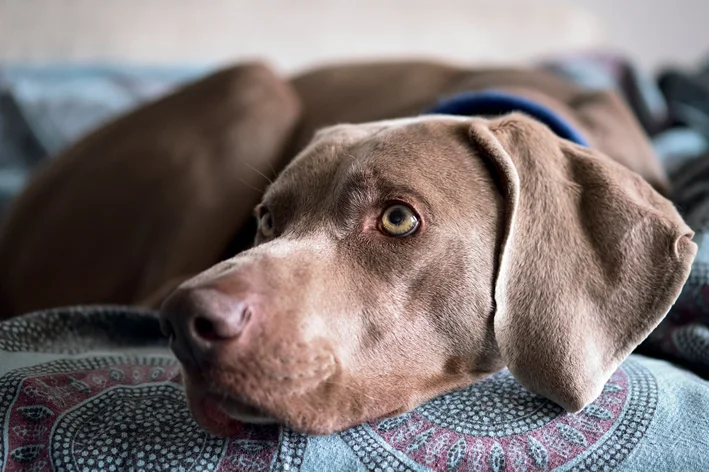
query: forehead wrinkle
[
  {"left": 353, "top": 135, "right": 440, "bottom": 208},
  {"left": 267, "top": 140, "right": 347, "bottom": 203},
  {"left": 329, "top": 145, "right": 376, "bottom": 221},
  {"left": 334, "top": 161, "right": 436, "bottom": 221},
  {"left": 264, "top": 140, "right": 370, "bottom": 237},
  {"left": 268, "top": 121, "right": 461, "bottom": 229}
]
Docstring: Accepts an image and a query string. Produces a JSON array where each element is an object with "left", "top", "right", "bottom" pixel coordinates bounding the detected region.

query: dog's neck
[{"left": 424, "top": 90, "right": 589, "bottom": 146}]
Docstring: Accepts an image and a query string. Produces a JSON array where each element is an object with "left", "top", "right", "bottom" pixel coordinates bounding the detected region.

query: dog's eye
[
  {"left": 259, "top": 210, "right": 275, "bottom": 238},
  {"left": 379, "top": 204, "right": 419, "bottom": 237}
]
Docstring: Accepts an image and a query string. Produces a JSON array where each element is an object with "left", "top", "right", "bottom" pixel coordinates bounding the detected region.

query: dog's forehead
[
  {"left": 312, "top": 115, "right": 472, "bottom": 146},
  {"left": 280, "top": 116, "right": 473, "bottom": 181},
  {"left": 262, "top": 116, "right": 492, "bottom": 218}
]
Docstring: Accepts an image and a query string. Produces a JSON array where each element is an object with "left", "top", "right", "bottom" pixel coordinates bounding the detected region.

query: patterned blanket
[
  {"left": 1, "top": 55, "right": 709, "bottom": 470},
  {"left": 1, "top": 307, "right": 709, "bottom": 472}
]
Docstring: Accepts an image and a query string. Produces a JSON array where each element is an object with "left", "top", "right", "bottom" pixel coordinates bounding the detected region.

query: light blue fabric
[
  {"left": 653, "top": 128, "right": 709, "bottom": 174},
  {"left": 542, "top": 58, "right": 619, "bottom": 91},
  {"left": 1, "top": 65, "right": 207, "bottom": 155},
  {"left": 1, "top": 307, "right": 709, "bottom": 471}
]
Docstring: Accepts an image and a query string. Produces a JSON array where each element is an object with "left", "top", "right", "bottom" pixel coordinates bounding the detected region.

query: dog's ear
[{"left": 468, "top": 113, "right": 696, "bottom": 411}]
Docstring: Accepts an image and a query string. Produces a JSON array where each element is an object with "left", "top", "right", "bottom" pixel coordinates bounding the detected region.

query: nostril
[
  {"left": 191, "top": 302, "right": 251, "bottom": 342},
  {"left": 194, "top": 316, "right": 220, "bottom": 341}
]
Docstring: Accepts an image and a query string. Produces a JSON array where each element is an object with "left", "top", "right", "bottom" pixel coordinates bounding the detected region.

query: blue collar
[{"left": 423, "top": 90, "right": 589, "bottom": 147}]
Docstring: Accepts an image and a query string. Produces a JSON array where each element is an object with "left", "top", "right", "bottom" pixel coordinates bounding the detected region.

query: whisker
[
  {"left": 243, "top": 162, "right": 273, "bottom": 184},
  {"left": 266, "top": 161, "right": 278, "bottom": 180},
  {"left": 238, "top": 177, "right": 265, "bottom": 195}
]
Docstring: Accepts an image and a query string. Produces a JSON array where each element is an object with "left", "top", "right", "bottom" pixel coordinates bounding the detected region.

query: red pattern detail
[
  {"left": 4, "top": 364, "right": 280, "bottom": 472},
  {"left": 371, "top": 370, "right": 629, "bottom": 471}
]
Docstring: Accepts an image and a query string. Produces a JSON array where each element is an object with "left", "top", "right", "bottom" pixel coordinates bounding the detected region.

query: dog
[{"left": 0, "top": 61, "right": 696, "bottom": 435}]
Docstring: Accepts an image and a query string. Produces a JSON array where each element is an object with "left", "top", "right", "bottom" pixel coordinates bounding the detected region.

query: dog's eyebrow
[{"left": 334, "top": 168, "right": 435, "bottom": 219}]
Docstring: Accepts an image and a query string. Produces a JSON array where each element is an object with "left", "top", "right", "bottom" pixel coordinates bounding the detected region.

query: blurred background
[
  {"left": 1, "top": 0, "right": 709, "bottom": 216},
  {"left": 0, "top": 0, "right": 707, "bottom": 71},
  {"left": 566, "top": 0, "right": 709, "bottom": 71}
]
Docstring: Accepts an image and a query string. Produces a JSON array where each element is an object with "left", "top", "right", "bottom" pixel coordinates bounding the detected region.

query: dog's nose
[{"left": 160, "top": 288, "right": 252, "bottom": 363}]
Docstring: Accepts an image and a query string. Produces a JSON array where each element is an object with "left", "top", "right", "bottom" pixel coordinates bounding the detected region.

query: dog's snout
[{"left": 160, "top": 287, "right": 253, "bottom": 364}]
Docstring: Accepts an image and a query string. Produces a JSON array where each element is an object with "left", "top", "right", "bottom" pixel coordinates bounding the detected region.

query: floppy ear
[{"left": 468, "top": 113, "right": 697, "bottom": 411}]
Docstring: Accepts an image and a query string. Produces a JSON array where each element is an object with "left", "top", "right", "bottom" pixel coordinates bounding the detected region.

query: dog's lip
[
  {"left": 192, "top": 393, "right": 276, "bottom": 437},
  {"left": 217, "top": 396, "right": 276, "bottom": 424},
  {"left": 196, "top": 396, "right": 242, "bottom": 436},
  {"left": 203, "top": 392, "right": 275, "bottom": 424}
]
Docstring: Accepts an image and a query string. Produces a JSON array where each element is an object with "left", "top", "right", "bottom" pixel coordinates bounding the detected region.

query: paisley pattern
[
  {"left": 643, "top": 277, "right": 709, "bottom": 373},
  {"left": 673, "top": 324, "right": 709, "bottom": 365},
  {"left": 640, "top": 152, "right": 709, "bottom": 373},
  {"left": 417, "top": 373, "right": 564, "bottom": 436},
  {"left": 5, "top": 301, "right": 708, "bottom": 472},
  {"left": 0, "top": 356, "right": 307, "bottom": 472},
  {"left": 0, "top": 306, "right": 682, "bottom": 471},
  {"left": 0, "top": 306, "right": 164, "bottom": 353},
  {"left": 341, "top": 361, "right": 657, "bottom": 471}
]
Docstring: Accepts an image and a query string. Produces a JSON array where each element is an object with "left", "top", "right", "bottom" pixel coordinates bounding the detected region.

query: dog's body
[
  {"left": 0, "top": 61, "right": 696, "bottom": 435},
  {"left": 0, "top": 62, "right": 671, "bottom": 316}
]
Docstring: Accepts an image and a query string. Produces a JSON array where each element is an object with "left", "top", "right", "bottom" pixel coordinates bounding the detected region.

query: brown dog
[{"left": 0, "top": 61, "right": 696, "bottom": 435}]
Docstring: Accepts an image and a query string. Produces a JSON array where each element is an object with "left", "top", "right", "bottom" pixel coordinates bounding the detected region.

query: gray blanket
[{"left": 1, "top": 306, "right": 709, "bottom": 471}]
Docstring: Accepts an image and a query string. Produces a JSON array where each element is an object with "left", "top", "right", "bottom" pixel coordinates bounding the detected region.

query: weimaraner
[{"left": 0, "top": 61, "right": 696, "bottom": 435}]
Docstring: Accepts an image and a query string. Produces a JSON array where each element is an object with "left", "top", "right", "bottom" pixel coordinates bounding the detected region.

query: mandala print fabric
[{"left": 1, "top": 307, "right": 709, "bottom": 471}]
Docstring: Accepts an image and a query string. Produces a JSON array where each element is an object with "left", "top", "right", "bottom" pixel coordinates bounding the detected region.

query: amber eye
[
  {"left": 379, "top": 204, "right": 419, "bottom": 237},
  {"left": 259, "top": 210, "right": 275, "bottom": 238}
]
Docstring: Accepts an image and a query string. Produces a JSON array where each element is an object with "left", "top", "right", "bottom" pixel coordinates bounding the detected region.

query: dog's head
[{"left": 160, "top": 113, "right": 695, "bottom": 435}]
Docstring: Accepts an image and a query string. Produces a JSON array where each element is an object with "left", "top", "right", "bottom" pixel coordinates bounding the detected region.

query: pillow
[{"left": 1, "top": 306, "right": 708, "bottom": 471}]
